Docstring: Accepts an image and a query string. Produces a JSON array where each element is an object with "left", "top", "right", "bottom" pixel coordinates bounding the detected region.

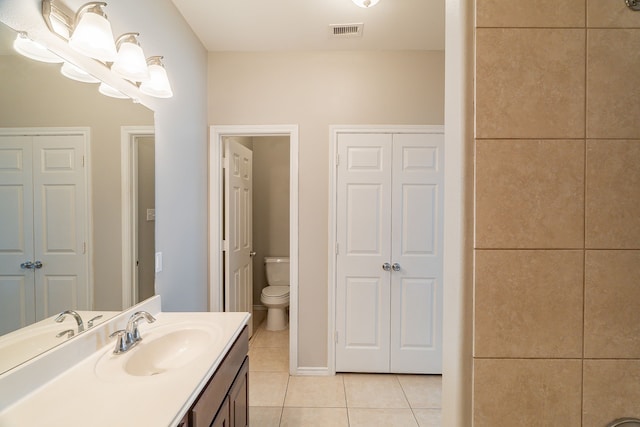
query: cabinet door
[
  {"left": 211, "top": 396, "right": 230, "bottom": 427},
  {"left": 229, "top": 358, "right": 249, "bottom": 427}
]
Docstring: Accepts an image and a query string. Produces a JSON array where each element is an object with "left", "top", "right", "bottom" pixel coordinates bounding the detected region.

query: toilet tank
[{"left": 264, "top": 257, "right": 290, "bottom": 286}]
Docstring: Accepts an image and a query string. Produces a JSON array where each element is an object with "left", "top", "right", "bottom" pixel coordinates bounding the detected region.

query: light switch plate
[
  {"left": 155, "top": 252, "right": 162, "bottom": 273},
  {"left": 146, "top": 209, "right": 155, "bottom": 221}
]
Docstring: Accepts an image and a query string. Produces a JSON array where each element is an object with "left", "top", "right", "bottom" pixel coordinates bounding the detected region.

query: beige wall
[
  {"left": 252, "top": 136, "right": 290, "bottom": 304},
  {"left": 0, "top": 54, "right": 153, "bottom": 311},
  {"left": 209, "top": 50, "right": 445, "bottom": 367},
  {"left": 137, "top": 136, "right": 156, "bottom": 303},
  {"left": 473, "top": 0, "right": 640, "bottom": 425}
]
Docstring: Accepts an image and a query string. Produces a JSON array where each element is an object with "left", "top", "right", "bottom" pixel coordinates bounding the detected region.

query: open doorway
[
  {"left": 121, "top": 126, "right": 155, "bottom": 309},
  {"left": 210, "top": 124, "right": 299, "bottom": 374}
]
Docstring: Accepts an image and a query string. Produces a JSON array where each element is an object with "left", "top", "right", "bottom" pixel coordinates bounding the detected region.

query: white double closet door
[
  {"left": 0, "top": 134, "right": 88, "bottom": 335},
  {"left": 335, "top": 132, "right": 443, "bottom": 374}
]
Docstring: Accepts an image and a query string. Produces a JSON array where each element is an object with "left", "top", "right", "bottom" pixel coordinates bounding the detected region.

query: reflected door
[
  {"left": 0, "top": 134, "right": 89, "bottom": 335},
  {"left": 335, "top": 132, "right": 443, "bottom": 374}
]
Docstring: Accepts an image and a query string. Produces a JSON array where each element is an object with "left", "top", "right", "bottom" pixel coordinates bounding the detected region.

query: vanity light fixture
[
  {"left": 351, "top": 0, "right": 381, "bottom": 8},
  {"left": 69, "top": 2, "right": 117, "bottom": 62},
  {"left": 139, "top": 56, "right": 173, "bottom": 98},
  {"left": 111, "top": 33, "right": 150, "bottom": 82},
  {"left": 13, "top": 32, "right": 63, "bottom": 64},
  {"left": 98, "top": 82, "right": 129, "bottom": 99},
  {"left": 61, "top": 61, "right": 101, "bottom": 83}
]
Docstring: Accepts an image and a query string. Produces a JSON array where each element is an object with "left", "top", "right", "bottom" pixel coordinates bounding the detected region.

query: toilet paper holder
[{"left": 608, "top": 418, "right": 640, "bottom": 427}]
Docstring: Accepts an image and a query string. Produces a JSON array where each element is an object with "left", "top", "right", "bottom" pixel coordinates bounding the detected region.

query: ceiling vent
[{"left": 329, "top": 23, "right": 364, "bottom": 38}]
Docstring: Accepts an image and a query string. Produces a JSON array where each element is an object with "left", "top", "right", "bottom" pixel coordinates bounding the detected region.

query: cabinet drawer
[{"left": 190, "top": 326, "right": 248, "bottom": 427}]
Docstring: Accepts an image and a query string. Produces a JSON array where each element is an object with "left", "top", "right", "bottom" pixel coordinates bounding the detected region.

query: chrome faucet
[
  {"left": 109, "top": 311, "right": 156, "bottom": 354},
  {"left": 55, "top": 310, "right": 84, "bottom": 333}
]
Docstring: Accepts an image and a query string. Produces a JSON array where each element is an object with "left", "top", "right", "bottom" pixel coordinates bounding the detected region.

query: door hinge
[
  {"left": 335, "top": 331, "right": 338, "bottom": 344},
  {"left": 336, "top": 153, "right": 340, "bottom": 166},
  {"left": 83, "top": 242, "right": 86, "bottom": 254},
  {"left": 222, "top": 240, "right": 228, "bottom": 251},
  {"left": 335, "top": 242, "right": 339, "bottom": 255},
  {"left": 223, "top": 156, "right": 229, "bottom": 169},
  {"left": 82, "top": 156, "right": 85, "bottom": 167}
]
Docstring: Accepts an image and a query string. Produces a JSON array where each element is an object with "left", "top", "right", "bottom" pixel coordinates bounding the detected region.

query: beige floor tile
[
  {"left": 249, "top": 372, "right": 289, "bottom": 407},
  {"left": 249, "top": 407, "right": 282, "bottom": 427},
  {"left": 252, "top": 327, "right": 289, "bottom": 348},
  {"left": 281, "top": 407, "right": 349, "bottom": 427},
  {"left": 397, "top": 375, "right": 442, "bottom": 409},
  {"left": 284, "top": 375, "right": 346, "bottom": 408},
  {"left": 249, "top": 346, "right": 289, "bottom": 372},
  {"left": 413, "top": 409, "right": 442, "bottom": 427},
  {"left": 344, "top": 374, "right": 409, "bottom": 408},
  {"left": 348, "top": 408, "right": 419, "bottom": 427}
]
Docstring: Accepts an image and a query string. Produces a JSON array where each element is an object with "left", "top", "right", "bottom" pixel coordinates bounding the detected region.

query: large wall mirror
[{"left": 0, "top": 20, "right": 155, "bottom": 374}]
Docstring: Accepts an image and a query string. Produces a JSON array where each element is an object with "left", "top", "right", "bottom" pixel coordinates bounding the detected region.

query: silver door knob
[
  {"left": 20, "top": 261, "right": 34, "bottom": 269},
  {"left": 382, "top": 263, "right": 391, "bottom": 271},
  {"left": 33, "top": 261, "right": 43, "bottom": 269},
  {"left": 250, "top": 251, "right": 256, "bottom": 257},
  {"left": 392, "top": 263, "right": 401, "bottom": 272}
]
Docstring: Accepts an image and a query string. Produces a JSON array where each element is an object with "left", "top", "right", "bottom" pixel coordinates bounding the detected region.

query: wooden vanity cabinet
[{"left": 187, "top": 326, "right": 249, "bottom": 427}]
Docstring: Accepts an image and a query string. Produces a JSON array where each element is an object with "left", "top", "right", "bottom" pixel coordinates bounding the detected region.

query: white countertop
[{"left": 0, "top": 297, "right": 249, "bottom": 427}]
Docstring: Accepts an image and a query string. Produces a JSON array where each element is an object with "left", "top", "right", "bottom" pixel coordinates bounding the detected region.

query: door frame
[
  {"left": 328, "top": 125, "right": 445, "bottom": 375},
  {"left": 121, "top": 126, "right": 155, "bottom": 309},
  {"left": 209, "top": 124, "right": 299, "bottom": 374},
  {"left": 0, "top": 126, "right": 92, "bottom": 309}
]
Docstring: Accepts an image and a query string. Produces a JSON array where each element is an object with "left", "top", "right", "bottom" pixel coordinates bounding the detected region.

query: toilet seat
[{"left": 261, "top": 286, "right": 290, "bottom": 304}]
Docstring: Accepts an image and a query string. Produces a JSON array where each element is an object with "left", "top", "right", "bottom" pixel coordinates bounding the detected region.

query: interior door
[
  {"left": 335, "top": 133, "right": 392, "bottom": 372},
  {"left": 335, "top": 131, "right": 443, "bottom": 374},
  {"left": 0, "top": 136, "right": 36, "bottom": 335},
  {"left": 32, "top": 135, "right": 88, "bottom": 320},
  {"left": 0, "top": 134, "right": 88, "bottom": 335},
  {"left": 389, "top": 133, "right": 443, "bottom": 374},
  {"left": 224, "top": 140, "right": 253, "bottom": 335}
]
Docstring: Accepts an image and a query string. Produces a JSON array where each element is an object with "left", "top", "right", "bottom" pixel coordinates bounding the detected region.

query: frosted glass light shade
[
  {"left": 13, "top": 33, "right": 63, "bottom": 64},
  {"left": 98, "top": 82, "right": 129, "bottom": 99},
  {"left": 69, "top": 3, "right": 117, "bottom": 62},
  {"left": 140, "top": 57, "right": 173, "bottom": 98},
  {"left": 112, "top": 33, "right": 150, "bottom": 82},
  {"left": 352, "top": 0, "right": 381, "bottom": 7},
  {"left": 61, "top": 62, "right": 101, "bottom": 83}
]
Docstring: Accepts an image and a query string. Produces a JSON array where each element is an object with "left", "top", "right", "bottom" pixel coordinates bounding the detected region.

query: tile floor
[{"left": 248, "top": 321, "right": 442, "bottom": 426}]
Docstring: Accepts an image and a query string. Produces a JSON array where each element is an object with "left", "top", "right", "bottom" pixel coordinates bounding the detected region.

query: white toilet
[{"left": 260, "top": 257, "right": 290, "bottom": 331}]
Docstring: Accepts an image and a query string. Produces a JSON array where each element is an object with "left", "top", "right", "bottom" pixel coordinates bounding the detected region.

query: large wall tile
[
  {"left": 476, "top": 29, "right": 585, "bottom": 139},
  {"left": 477, "top": 0, "right": 585, "bottom": 28},
  {"left": 584, "top": 250, "right": 640, "bottom": 358},
  {"left": 583, "top": 360, "right": 640, "bottom": 426},
  {"left": 587, "top": 30, "right": 640, "bottom": 138},
  {"left": 587, "top": 0, "right": 640, "bottom": 28},
  {"left": 474, "top": 359, "right": 582, "bottom": 427},
  {"left": 476, "top": 140, "right": 584, "bottom": 248},
  {"left": 475, "top": 250, "right": 583, "bottom": 358},
  {"left": 586, "top": 140, "right": 640, "bottom": 249}
]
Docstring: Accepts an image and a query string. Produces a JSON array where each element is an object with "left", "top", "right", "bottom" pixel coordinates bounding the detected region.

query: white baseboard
[{"left": 292, "top": 366, "right": 332, "bottom": 376}]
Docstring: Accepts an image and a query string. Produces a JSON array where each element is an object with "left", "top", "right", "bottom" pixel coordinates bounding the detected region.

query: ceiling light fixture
[
  {"left": 98, "top": 82, "right": 129, "bottom": 99},
  {"left": 111, "top": 33, "right": 150, "bottom": 82},
  {"left": 139, "top": 56, "right": 173, "bottom": 98},
  {"left": 69, "top": 2, "right": 117, "bottom": 62},
  {"left": 351, "top": 0, "right": 381, "bottom": 8},
  {"left": 13, "top": 32, "right": 64, "bottom": 63}
]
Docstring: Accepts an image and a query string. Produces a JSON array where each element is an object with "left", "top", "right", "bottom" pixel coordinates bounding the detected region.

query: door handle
[
  {"left": 33, "top": 261, "right": 43, "bottom": 269},
  {"left": 20, "top": 261, "right": 34, "bottom": 270},
  {"left": 250, "top": 251, "right": 256, "bottom": 257},
  {"left": 392, "top": 263, "right": 401, "bottom": 272},
  {"left": 382, "top": 263, "right": 391, "bottom": 271}
]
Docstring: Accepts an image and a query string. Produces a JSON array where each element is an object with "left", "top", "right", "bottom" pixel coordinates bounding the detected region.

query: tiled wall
[{"left": 473, "top": 1, "right": 640, "bottom": 425}]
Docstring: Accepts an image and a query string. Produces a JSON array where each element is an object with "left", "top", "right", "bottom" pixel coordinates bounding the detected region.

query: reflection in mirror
[{"left": 0, "top": 21, "right": 155, "bottom": 374}]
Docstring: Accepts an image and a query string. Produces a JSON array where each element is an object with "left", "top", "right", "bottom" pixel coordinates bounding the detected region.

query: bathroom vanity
[{"left": 0, "top": 296, "right": 250, "bottom": 427}]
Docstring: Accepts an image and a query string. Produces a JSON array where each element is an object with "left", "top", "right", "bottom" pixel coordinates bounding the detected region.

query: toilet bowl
[{"left": 260, "top": 257, "right": 290, "bottom": 331}]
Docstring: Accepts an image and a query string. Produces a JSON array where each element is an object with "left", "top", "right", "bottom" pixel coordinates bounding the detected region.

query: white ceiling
[{"left": 170, "top": 0, "right": 445, "bottom": 52}]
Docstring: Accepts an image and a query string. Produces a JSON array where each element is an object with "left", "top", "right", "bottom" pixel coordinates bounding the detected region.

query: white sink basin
[
  {"left": 95, "top": 322, "right": 224, "bottom": 380},
  {"left": 125, "top": 329, "right": 210, "bottom": 376}
]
